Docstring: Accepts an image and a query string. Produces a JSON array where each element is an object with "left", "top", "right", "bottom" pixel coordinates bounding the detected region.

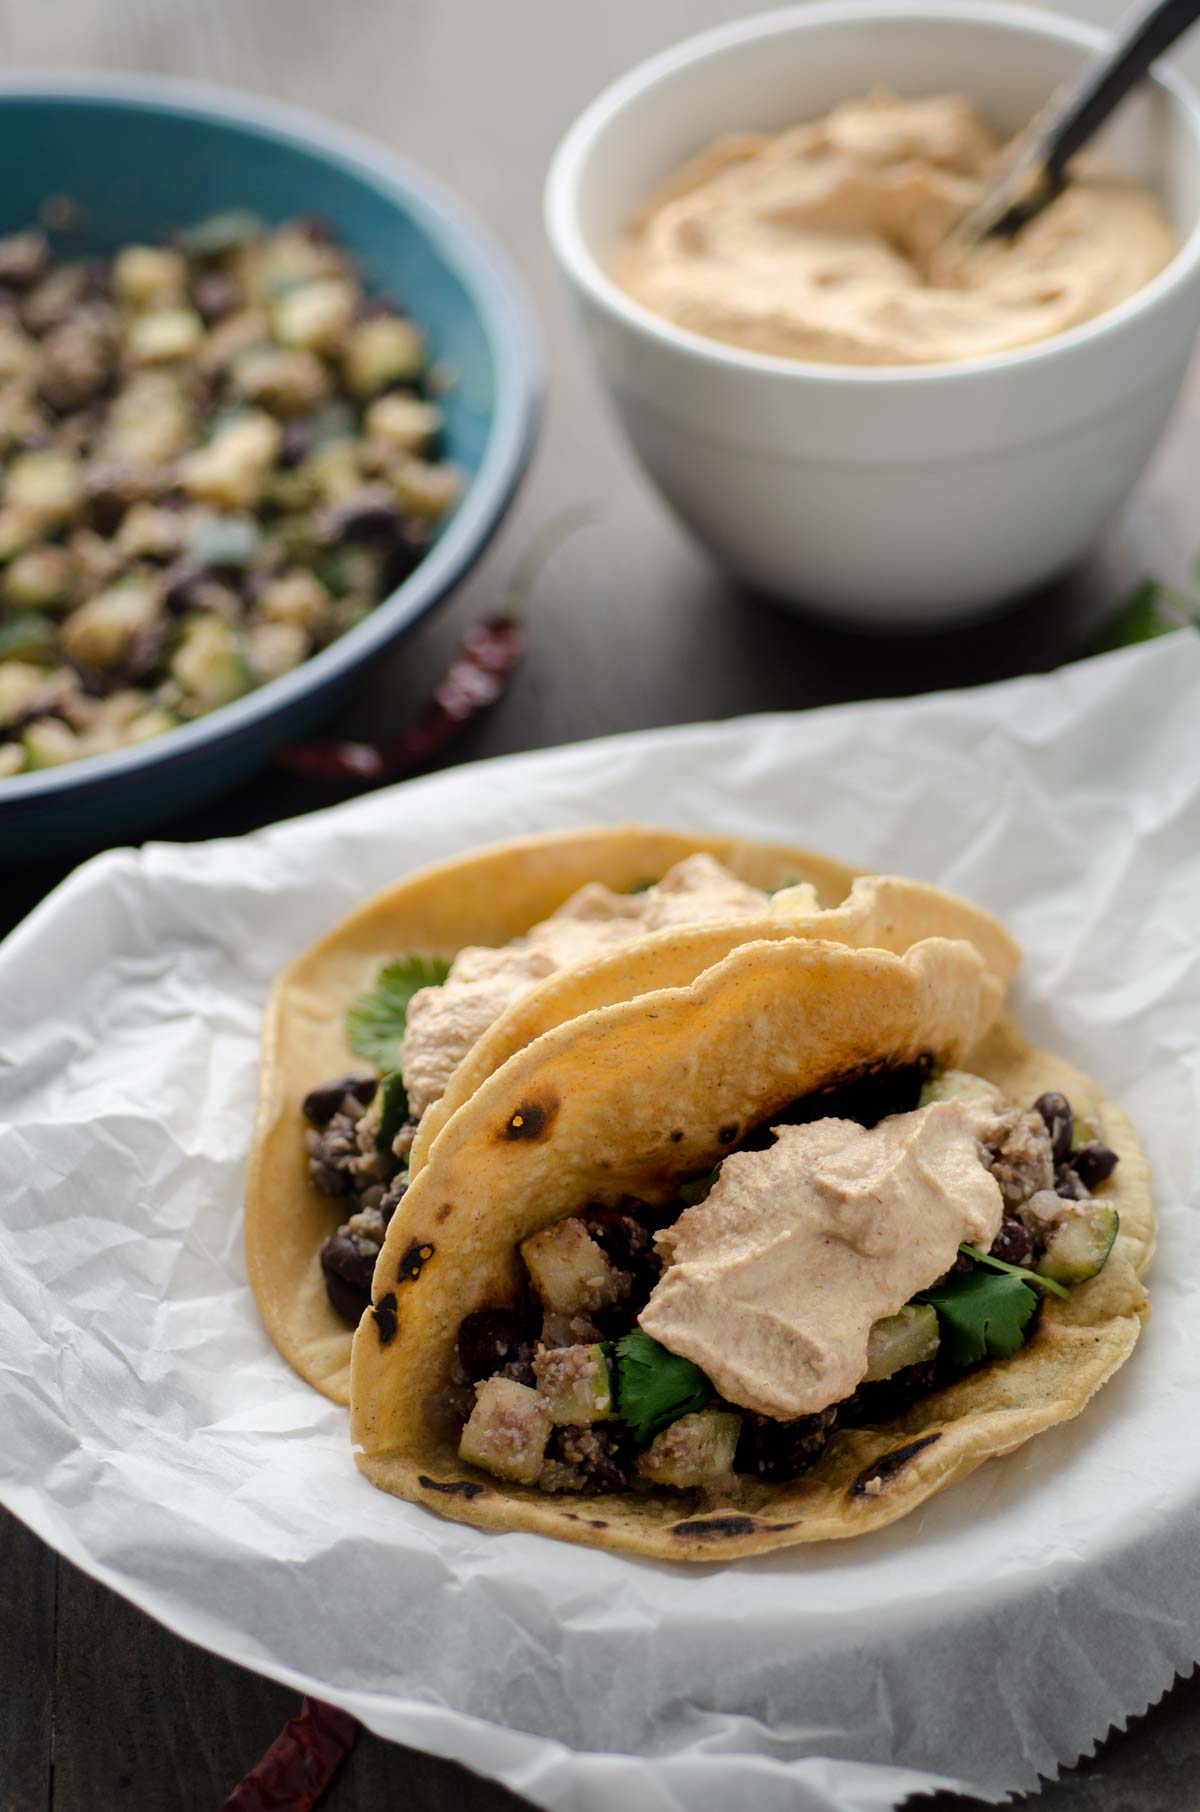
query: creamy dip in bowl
[
  {"left": 546, "top": 2, "right": 1200, "bottom": 626},
  {"left": 612, "top": 91, "right": 1178, "bottom": 366}
]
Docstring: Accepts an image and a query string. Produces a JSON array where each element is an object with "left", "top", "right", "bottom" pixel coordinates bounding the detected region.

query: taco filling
[
  {"left": 301, "top": 854, "right": 818, "bottom": 1323},
  {"left": 444, "top": 1069, "right": 1121, "bottom": 1499}
]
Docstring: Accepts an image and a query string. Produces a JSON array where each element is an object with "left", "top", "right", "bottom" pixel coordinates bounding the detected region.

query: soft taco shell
[
  {"left": 348, "top": 935, "right": 1147, "bottom": 1560},
  {"left": 247, "top": 825, "right": 864, "bottom": 1402},
  {"left": 408, "top": 872, "right": 1021, "bottom": 1173}
]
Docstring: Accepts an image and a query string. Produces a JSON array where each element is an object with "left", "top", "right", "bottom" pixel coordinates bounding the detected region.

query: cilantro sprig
[
  {"left": 918, "top": 1269, "right": 1038, "bottom": 1367},
  {"left": 615, "top": 1330, "right": 714, "bottom": 1443},
  {"left": 346, "top": 955, "right": 450, "bottom": 1073}
]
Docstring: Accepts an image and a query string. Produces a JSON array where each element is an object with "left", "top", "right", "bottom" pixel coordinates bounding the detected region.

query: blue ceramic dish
[{"left": 0, "top": 75, "right": 542, "bottom": 863}]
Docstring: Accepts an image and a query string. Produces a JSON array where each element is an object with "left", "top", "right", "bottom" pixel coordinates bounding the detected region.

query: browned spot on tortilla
[
  {"left": 670, "top": 1130, "right": 684, "bottom": 1143},
  {"left": 849, "top": 1432, "right": 942, "bottom": 1499},
  {"left": 435, "top": 1202, "right": 453, "bottom": 1224},
  {"left": 418, "top": 1474, "right": 486, "bottom": 1500},
  {"left": 671, "top": 1514, "right": 758, "bottom": 1539},
  {"left": 372, "top": 1292, "right": 398, "bottom": 1345},
  {"left": 499, "top": 1094, "right": 560, "bottom": 1142},
  {"left": 588, "top": 1519, "right": 607, "bottom": 1528},
  {"left": 717, "top": 1124, "right": 739, "bottom": 1145},
  {"left": 398, "top": 1241, "right": 434, "bottom": 1283}
]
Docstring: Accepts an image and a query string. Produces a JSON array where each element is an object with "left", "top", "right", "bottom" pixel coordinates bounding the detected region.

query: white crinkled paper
[{"left": 2, "top": 635, "right": 1200, "bottom": 1812}]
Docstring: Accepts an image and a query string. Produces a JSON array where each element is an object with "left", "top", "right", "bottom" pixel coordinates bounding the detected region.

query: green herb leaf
[
  {"left": 346, "top": 955, "right": 450, "bottom": 1072},
  {"left": 627, "top": 877, "right": 657, "bottom": 894},
  {"left": 377, "top": 1071, "right": 410, "bottom": 1151},
  {"left": 1087, "top": 579, "right": 1199, "bottom": 656},
  {"left": 615, "top": 1329, "right": 714, "bottom": 1443},
  {"left": 767, "top": 876, "right": 800, "bottom": 895},
  {"left": 959, "top": 1241, "right": 1069, "bottom": 1301},
  {"left": 917, "top": 1269, "right": 1037, "bottom": 1367}
]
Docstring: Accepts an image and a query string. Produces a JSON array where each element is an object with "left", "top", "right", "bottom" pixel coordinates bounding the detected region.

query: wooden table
[{"left": 2, "top": 2, "right": 1199, "bottom": 1807}]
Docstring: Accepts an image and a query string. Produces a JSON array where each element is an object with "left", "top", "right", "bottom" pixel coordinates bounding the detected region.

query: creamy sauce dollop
[
  {"left": 611, "top": 92, "right": 1178, "bottom": 366},
  {"left": 401, "top": 855, "right": 816, "bottom": 1118},
  {"left": 639, "top": 1097, "right": 1004, "bottom": 1418}
]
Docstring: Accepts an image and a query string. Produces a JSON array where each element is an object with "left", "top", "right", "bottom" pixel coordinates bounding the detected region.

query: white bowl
[{"left": 545, "top": 1, "right": 1200, "bottom": 628}]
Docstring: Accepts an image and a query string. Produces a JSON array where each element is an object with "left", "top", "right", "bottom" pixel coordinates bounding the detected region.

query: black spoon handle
[{"left": 1043, "top": 0, "right": 1200, "bottom": 179}]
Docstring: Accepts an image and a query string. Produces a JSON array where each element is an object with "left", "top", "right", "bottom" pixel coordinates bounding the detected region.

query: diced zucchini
[
  {"left": 918, "top": 1069, "right": 1003, "bottom": 1111},
  {"left": 635, "top": 1408, "right": 742, "bottom": 1489},
  {"left": 270, "top": 279, "right": 357, "bottom": 353},
  {"left": 0, "top": 740, "right": 26, "bottom": 776},
  {"left": 22, "top": 718, "right": 79, "bottom": 769},
  {"left": 245, "top": 621, "right": 308, "bottom": 683},
  {"left": 521, "top": 1218, "right": 618, "bottom": 1315},
  {"left": 390, "top": 458, "right": 459, "bottom": 521},
  {"left": 170, "top": 615, "right": 252, "bottom": 711},
  {"left": 364, "top": 393, "right": 441, "bottom": 453},
  {"left": 457, "top": 1377, "right": 552, "bottom": 1485},
  {"left": 60, "top": 575, "right": 160, "bottom": 672},
  {"left": 0, "top": 659, "right": 50, "bottom": 727},
  {"left": 113, "top": 245, "right": 188, "bottom": 307},
  {"left": 2, "top": 544, "right": 74, "bottom": 609},
  {"left": 178, "top": 411, "right": 282, "bottom": 510},
  {"left": 533, "top": 1343, "right": 614, "bottom": 1425},
  {"left": 124, "top": 306, "right": 204, "bottom": 366},
  {"left": 342, "top": 315, "right": 425, "bottom": 395},
  {"left": 864, "top": 1304, "right": 940, "bottom": 1382},
  {"left": 0, "top": 613, "right": 56, "bottom": 664},
  {"left": 4, "top": 450, "right": 82, "bottom": 526},
  {"left": 1037, "top": 1207, "right": 1119, "bottom": 1285}
]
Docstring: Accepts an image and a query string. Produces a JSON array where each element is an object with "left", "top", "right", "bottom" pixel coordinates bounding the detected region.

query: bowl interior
[
  {"left": 0, "top": 92, "right": 499, "bottom": 480},
  {"left": 565, "top": 5, "right": 1200, "bottom": 272}
]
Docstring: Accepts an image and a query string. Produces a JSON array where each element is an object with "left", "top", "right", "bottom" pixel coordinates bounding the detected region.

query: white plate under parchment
[{"left": 2, "top": 635, "right": 1199, "bottom": 1812}]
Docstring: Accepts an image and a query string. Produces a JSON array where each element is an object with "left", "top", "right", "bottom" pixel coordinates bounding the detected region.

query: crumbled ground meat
[
  {"left": 980, "top": 1107, "right": 1054, "bottom": 1207},
  {"left": 538, "top": 1426, "right": 630, "bottom": 1495},
  {"left": 539, "top": 1309, "right": 604, "bottom": 1350},
  {"left": 302, "top": 1072, "right": 405, "bottom": 1321}
]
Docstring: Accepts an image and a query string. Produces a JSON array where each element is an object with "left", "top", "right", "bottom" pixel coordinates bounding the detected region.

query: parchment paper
[{"left": 2, "top": 634, "right": 1199, "bottom": 1812}]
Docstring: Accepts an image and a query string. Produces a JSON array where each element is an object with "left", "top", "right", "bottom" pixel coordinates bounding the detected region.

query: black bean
[
  {"left": 583, "top": 1204, "right": 649, "bottom": 1271},
  {"left": 320, "top": 1228, "right": 377, "bottom": 1324},
  {"left": 317, "top": 486, "right": 402, "bottom": 544},
  {"left": 302, "top": 1073, "right": 378, "bottom": 1126},
  {"left": 1033, "top": 1092, "right": 1074, "bottom": 1167},
  {"left": 191, "top": 273, "right": 241, "bottom": 325},
  {"left": 989, "top": 1216, "right": 1034, "bottom": 1266},
  {"left": 1074, "top": 1142, "right": 1119, "bottom": 1190},
  {"left": 736, "top": 1410, "right": 832, "bottom": 1481},
  {"left": 455, "top": 1308, "right": 532, "bottom": 1384},
  {"left": 279, "top": 418, "right": 311, "bottom": 467},
  {"left": 321, "top": 1267, "right": 371, "bottom": 1326},
  {"left": 379, "top": 1176, "right": 409, "bottom": 1231},
  {"left": 1056, "top": 1169, "right": 1085, "bottom": 1200}
]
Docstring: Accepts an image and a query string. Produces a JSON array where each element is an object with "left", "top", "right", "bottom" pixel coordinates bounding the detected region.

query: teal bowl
[{"left": 0, "top": 75, "right": 542, "bottom": 863}]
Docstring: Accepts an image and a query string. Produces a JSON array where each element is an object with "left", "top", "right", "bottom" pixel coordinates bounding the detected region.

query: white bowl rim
[
  {"left": 0, "top": 69, "right": 543, "bottom": 811},
  {"left": 545, "top": 0, "right": 1200, "bottom": 387}
]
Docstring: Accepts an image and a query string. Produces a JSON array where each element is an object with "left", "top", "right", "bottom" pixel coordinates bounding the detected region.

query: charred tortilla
[{"left": 348, "top": 936, "right": 1150, "bottom": 1559}]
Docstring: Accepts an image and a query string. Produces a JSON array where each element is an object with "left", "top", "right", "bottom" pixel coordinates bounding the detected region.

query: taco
[
  {"left": 247, "top": 827, "right": 1019, "bottom": 1404},
  {"left": 350, "top": 936, "right": 1151, "bottom": 1559}
]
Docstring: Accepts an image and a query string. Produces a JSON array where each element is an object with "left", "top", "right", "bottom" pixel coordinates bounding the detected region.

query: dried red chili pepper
[
  {"left": 220, "top": 1696, "right": 358, "bottom": 1812},
  {"left": 276, "top": 506, "right": 595, "bottom": 786},
  {"left": 279, "top": 612, "right": 525, "bottom": 783}
]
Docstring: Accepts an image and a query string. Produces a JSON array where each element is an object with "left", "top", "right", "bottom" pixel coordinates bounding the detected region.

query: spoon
[{"left": 948, "top": 0, "right": 1200, "bottom": 250}]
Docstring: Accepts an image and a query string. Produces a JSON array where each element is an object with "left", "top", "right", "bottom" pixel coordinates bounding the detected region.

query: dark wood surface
[{"left": 2, "top": 2, "right": 1200, "bottom": 1808}]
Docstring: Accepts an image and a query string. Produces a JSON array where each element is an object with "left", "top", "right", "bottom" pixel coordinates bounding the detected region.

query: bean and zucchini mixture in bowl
[{"left": 0, "top": 210, "right": 460, "bottom": 777}]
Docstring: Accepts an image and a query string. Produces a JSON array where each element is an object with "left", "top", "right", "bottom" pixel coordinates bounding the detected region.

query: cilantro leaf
[
  {"left": 615, "top": 1329, "right": 714, "bottom": 1443},
  {"left": 959, "top": 1242, "right": 1069, "bottom": 1301},
  {"left": 376, "top": 1070, "right": 411, "bottom": 1151},
  {"left": 918, "top": 1269, "right": 1037, "bottom": 1367},
  {"left": 627, "top": 877, "right": 657, "bottom": 894},
  {"left": 346, "top": 956, "right": 450, "bottom": 1072},
  {"left": 1087, "top": 579, "right": 1199, "bottom": 655}
]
